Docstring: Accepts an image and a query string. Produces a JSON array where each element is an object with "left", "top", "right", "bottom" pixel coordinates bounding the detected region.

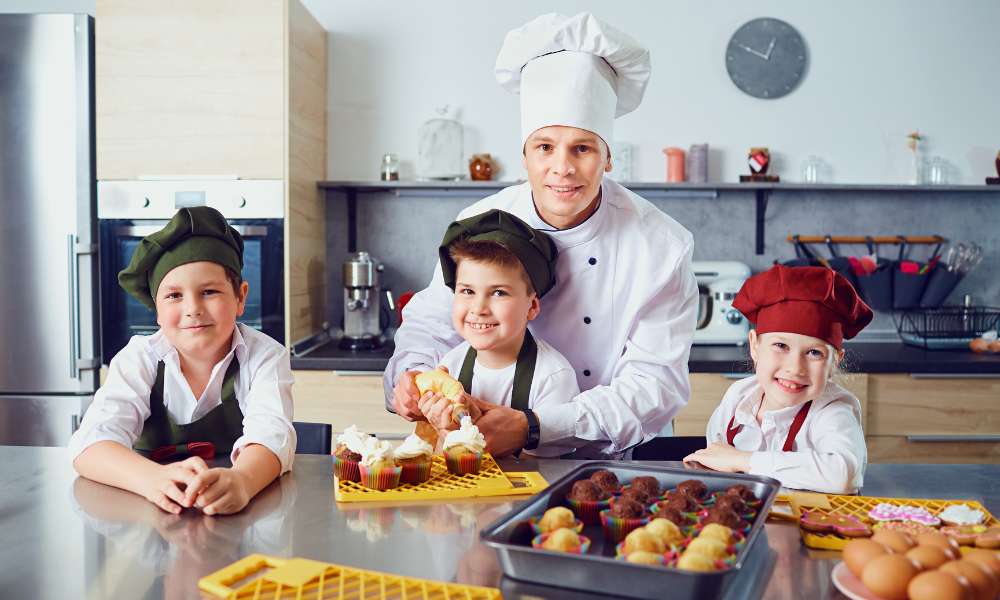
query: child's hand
[
  {"left": 683, "top": 443, "right": 752, "bottom": 473},
  {"left": 184, "top": 467, "right": 253, "bottom": 515},
  {"left": 144, "top": 456, "right": 209, "bottom": 514},
  {"left": 417, "top": 391, "right": 456, "bottom": 429}
]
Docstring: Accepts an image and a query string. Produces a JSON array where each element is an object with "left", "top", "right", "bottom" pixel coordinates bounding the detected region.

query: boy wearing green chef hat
[
  {"left": 414, "top": 209, "right": 579, "bottom": 457},
  {"left": 69, "top": 207, "right": 295, "bottom": 515}
]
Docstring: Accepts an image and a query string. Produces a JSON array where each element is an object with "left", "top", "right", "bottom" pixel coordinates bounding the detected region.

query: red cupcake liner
[
  {"left": 527, "top": 516, "right": 585, "bottom": 536},
  {"left": 600, "top": 509, "right": 652, "bottom": 543},
  {"left": 443, "top": 450, "right": 483, "bottom": 475},
  {"left": 565, "top": 497, "right": 611, "bottom": 525},
  {"left": 399, "top": 459, "right": 432, "bottom": 484},
  {"left": 333, "top": 455, "right": 361, "bottom": 482},
  {"left": 358, "top": 464, "right": 402, "bottom": 491},
  {"left": 531, "top": 532, "right": 592, "bottom": 554}
]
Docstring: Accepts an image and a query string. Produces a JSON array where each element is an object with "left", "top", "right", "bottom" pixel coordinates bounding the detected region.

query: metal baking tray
[{"left": 480, "top": 462, "right": 781, "bottom": 600}]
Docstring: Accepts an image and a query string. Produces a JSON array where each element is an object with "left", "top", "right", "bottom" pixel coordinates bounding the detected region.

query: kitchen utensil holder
[
  {"left": 918, "top": 268, "right": 963, "bottom": 308},
  {"left": 894, "top": 306, "right": 1000, "bottom": 350}
]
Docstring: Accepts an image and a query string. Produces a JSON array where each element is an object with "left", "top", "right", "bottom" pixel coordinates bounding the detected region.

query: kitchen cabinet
[
  {"left": 96, "top": 0, "right": 328, "bottom": 347},
  {"left": 866, "top": 373, "right": 1000, "bottom": 463},
  {"left": 292, "top": 371, "right": 412, "bottom": 437}
]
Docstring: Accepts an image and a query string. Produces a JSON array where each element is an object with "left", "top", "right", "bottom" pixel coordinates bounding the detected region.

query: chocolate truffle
[
  {"left": 653, "top": 507, "right": 687, "bottom": 526},
  {"left": 715, "top": 494, "right": 746, "bottom": 514},
  {"left": 676, "top": 479, "right": 708, "bottom": 501},
  {"left": 725, "top": 484, "right": 757, "bottom": 503},
  {"left": 569, "top": 480, "right": 609, "bottom": 502},
  {"left": 703, "top": 506, "right": 743, "bottom": 529},
  {"left": 609, "top": 498, "right": 648, "bottom": 519},
  {"left": 589, "top": 470, "right": 620, "bottom": 495},
  {"left": 660, "top": 491, "right": 697, "bottom": 512},
  {"left": 619, "top": 487, "right": 650, "bottom": 506},
  {"left": 631, "top": 476, "right": 661, "bottom": 499}
]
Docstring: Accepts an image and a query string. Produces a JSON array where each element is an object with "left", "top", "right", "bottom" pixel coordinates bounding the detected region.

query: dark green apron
[
  {"left": 457, "top": 330, "right": 538, "bottom": 411},
  {"left": 135, "top": 356, "right": 244, "bottom": 462}
]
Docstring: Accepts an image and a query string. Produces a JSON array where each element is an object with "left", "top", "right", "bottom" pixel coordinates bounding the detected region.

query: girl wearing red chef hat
[{"left": 684, "top": 265, "right": 874, "bottom": 494}]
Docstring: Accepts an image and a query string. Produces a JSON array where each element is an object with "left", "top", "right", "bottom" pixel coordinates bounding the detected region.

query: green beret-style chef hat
[
  {"left": 118, "top": 206, "right": 244, "bottom": 310},
  {"left": 439, "top": 209, "right": 558, "bottom": 298}
]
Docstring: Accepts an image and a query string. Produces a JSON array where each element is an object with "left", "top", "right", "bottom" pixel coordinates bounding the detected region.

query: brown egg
[
  {"left": 861, "top": 554, "right": 921, "bottom": 600},
  {"left": 989, "top": 340, "right": 1000, "bottom": 353},
  {"left": 941, "top": 560, "right": 999, "bottom": 600},
  {"left": 844, "top": 539, "right": 890, "bottom": 578},
  {"left": 907, "top": 570, "right": 971, "bottom": 600},
  {"left": 963, "top": 549, "right": 1000, "bottom": 579},
  {"left": 916, "top": 532, "right": 962, "bottom": 559},
  {"left": 907, "top": 545, "right": 952, "bottom": 570},
  {"left": 873, "top": 529, "right": 915, "bottom": 553},
  {"left": 970, "top": 338, "right": 990, "bottom": 353}
]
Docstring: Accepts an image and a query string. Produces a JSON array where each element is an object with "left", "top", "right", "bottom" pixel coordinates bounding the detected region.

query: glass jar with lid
[{"left": 380, "top": 153, "right": 399, "bottom": 181}]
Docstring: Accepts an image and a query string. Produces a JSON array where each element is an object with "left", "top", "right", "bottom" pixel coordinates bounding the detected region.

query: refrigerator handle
[{"left": 68, "top": 234, "right": 79, "bottom": 378}]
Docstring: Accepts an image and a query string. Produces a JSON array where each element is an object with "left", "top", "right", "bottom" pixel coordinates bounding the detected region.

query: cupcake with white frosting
[
  {"left": 333, "top": 425, "right": 370, "bottom": 482},
  {"left": 442, "top": 416, "right": 486, "bottom": 475},
  {"left": 358, "top": 438, "right": 401, "bottom": 490},
  {"left": 394, "top": 433, "right": 434, "bottom": 484}
]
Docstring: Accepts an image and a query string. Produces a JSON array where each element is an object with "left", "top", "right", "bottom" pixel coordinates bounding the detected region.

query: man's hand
[
  {"left": 392, "top": 370, "right": 425, "bottom": 421},
  {"left": 418, "top": 390, "right": 483, "bottom": 429},
  {"left": 472, "top": 399, "right": 528, "bottom": 457},
  {"left": 185, "top": 467, "right": 253, "bottom": 515},
  {"left": 683, "top": 443, "right": 752, "bottom": 473},
  {"left": 142, "top": 456, "right": 208, "bottom": 514}
]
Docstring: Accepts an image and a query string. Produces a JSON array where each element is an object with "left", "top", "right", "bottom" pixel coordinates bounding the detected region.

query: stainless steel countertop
[{"left": 2, "top": 447, "right": 997, "bottom": 600}]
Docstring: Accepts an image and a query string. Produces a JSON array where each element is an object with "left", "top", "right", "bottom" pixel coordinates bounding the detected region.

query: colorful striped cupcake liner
[
  {"left": 333, "top": 455, "right": 361, "bottom": 482},
  {"left": 358, "top": 464, "right": 402, "bottom": 491}
]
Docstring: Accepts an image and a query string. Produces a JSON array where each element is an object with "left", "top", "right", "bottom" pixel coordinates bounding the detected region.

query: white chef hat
[{"left": 495, "top": 12, "right": 651, "bottom": 151}]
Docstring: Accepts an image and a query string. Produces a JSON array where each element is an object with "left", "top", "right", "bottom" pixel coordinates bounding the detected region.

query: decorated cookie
[
  {"left": 867, "top": 503, "right": 941, "bottom": 527},
  {"left": 799, "top": 511, "right": 873, "bottom": 537},
  {"left": 940, "top": 524, "right": 988, "bottom": 546},
  {"left": 975, "top": 526, "right": 1000, "bottom": 549},
  {"left": 937, "top": 504, "right": 986, "bottom": 526},
  {"left": 872, "top": 520, "right": 938, "bottom": 537}
]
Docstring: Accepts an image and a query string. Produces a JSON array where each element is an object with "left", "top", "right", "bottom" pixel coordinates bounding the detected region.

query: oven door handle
[{"left": 116, "top": 225, "right": 269, "bottom": 237}]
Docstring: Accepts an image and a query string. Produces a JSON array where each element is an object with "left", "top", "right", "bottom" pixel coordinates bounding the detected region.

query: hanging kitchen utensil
[{"left": 893, "top": 236, "right": 932, "bottom": 309}]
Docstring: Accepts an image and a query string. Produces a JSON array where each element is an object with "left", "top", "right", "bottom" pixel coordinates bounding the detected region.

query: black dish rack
[{"left": 894, "top": 306, "right": 1000, "bottom": 350}]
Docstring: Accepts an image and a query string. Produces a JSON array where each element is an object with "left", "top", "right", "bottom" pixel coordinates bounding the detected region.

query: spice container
[{"left": 380, "top": 153, "right": 399, "bottom": 181}]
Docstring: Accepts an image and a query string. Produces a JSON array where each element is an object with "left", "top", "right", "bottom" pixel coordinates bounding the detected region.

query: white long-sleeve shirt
[
  {"left": 436, "top": 338, "right": 580, "bottom": 457},
  {"left": 706, "top": 376, "right": 867, "bottom": 494},
  {"left": 384, "top": 179, "right": 698, "bottom": 457},
  {"left": 69, "top": 323, "right": 296, "bottom": 473}
]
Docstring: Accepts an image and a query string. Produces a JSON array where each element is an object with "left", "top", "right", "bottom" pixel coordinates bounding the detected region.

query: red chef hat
[{"left": 733, "top": 265, "right": 873, "bottom": 349}]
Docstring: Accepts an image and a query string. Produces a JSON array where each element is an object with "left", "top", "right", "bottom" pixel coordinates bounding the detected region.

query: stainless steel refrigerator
[{"left": 0, "top": 14, "right": 99, "bottom": 446}]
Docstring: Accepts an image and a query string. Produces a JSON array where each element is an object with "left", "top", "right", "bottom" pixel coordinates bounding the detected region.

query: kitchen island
[{"left": 2, "top": 447, "right": 997, "bottom": 599}]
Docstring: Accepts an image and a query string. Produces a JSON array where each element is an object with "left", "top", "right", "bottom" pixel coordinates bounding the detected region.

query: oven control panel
[{"left": 97, "top": 180, "right": 283, "bottom": 219}]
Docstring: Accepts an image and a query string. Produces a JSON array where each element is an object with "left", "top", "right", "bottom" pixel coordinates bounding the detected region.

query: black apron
[
  {"left": 134, "top": 356, "right": 244, "bottom": 462},
  {"left": 457, "top": 330, "right": 538, "bottom": 411}
]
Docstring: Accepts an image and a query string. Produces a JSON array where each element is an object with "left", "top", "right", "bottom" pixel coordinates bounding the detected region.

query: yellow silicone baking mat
[
  {"left": 335, "top": 453, "right": 548, "bottom": 503},
  {"left": 199, "top": 554, "right": 502, "bottom": 600},
  {"left": 790, "top": 494, "right": 999, "bottom": 550}
]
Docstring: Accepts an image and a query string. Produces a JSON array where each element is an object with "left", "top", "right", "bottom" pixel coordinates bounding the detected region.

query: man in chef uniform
[{"left": 385, "top": 13, "right": 698, "bottom": 458}]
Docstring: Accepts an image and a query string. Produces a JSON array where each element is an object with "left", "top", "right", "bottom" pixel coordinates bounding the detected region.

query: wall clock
[{"left": 726, "top": 18, "right": 807, "bottom": 99}]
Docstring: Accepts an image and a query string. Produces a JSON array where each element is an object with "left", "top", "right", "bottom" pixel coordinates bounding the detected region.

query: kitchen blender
[{"left": 339, "top": 251, "right": 384, "bottom": 351}]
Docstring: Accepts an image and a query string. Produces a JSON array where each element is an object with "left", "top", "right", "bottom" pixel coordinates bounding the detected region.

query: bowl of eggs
[{"left": 836, "top": 529, "right": 1000, "bottom": 600}]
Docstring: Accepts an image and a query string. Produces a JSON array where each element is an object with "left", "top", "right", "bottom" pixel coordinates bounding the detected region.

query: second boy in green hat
[
  {"left": 69, "top": 206, "right": 295, "bottom": 515},
  {"left": 415, "top": 209, "right": 579, "bottom": 457}
]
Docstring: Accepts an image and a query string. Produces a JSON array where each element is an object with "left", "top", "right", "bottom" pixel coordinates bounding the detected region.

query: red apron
[{"left": 726, "top": 398, "right": 812, "bottom": 452}]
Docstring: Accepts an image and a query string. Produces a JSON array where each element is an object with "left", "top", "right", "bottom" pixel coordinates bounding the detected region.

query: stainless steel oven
[{"left": 98, "top": 180, "right": 284, "bottom": 364}]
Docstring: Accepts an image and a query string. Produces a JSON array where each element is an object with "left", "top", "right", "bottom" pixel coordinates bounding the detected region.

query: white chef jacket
[
  {"left": 706, "top": 376, "right": 867, "bottom": 494},
  {"left": 69, "top": 323, "right": 296, "bottom": 474},
  {"left": 436, "top": 337, "right": 580, "bottom": 457},
  {"left": 384, "top": 179, "right": 698, "bottom": 456}
]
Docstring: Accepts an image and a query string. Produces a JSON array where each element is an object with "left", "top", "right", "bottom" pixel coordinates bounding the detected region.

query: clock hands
[{"left": 737, "top": 38, "right": 777, "bottom": 60}]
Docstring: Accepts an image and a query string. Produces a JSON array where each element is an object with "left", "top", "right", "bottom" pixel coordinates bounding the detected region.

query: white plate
[{"left": 830, "top": 561, "right": 884, "bottom": 600}]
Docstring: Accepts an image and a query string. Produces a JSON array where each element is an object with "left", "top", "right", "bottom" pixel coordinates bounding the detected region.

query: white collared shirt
[
  {"left": 385, "top": 179, "right": 698, "bottom": 457},
  {"left": 436, "top": 337, "right": 580, "bottom": 457},
  {"left": 706, "top": 376, "right": 867, "bottom": 494},
  {"left": 69, "top": 323, "right": 296, "bottom": 473}
]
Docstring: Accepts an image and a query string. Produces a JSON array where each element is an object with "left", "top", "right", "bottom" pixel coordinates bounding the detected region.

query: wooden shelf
[{"left": 318, "top": 181, "right": 1000, "bottom": 256}]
